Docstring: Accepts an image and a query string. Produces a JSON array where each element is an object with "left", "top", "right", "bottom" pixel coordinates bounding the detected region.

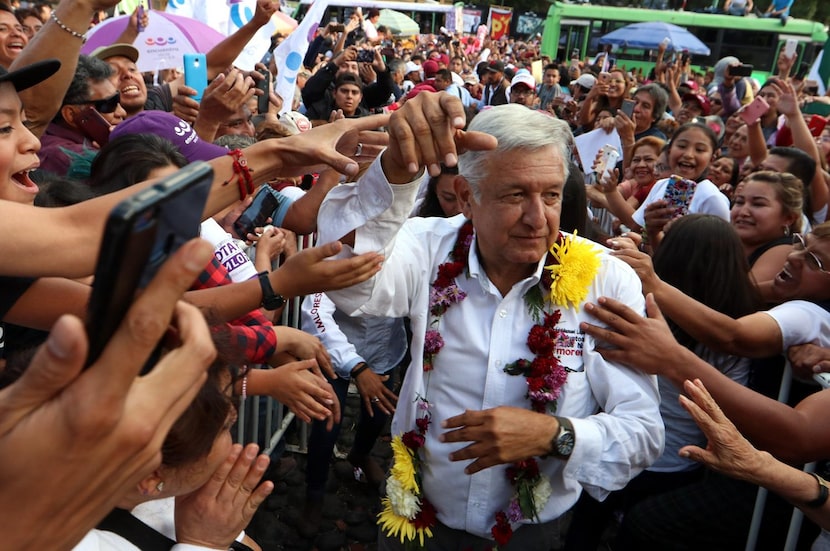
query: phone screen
[
  {"left": 357, "top": 49, "right": 375, "bottom": 63},
  {"left": 621, "top": 99, "right": 635, "bottom": 118},
  {"left": 256, "top": 68, "right": 271, "bottom": 115},
  {"left": 84, "top": 162, "right": 214, "bottom": 369}
]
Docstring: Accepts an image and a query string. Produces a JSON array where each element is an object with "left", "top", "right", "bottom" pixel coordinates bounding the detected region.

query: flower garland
[{"left": 379, "top": 220, "right": 601, "bottom": 549}]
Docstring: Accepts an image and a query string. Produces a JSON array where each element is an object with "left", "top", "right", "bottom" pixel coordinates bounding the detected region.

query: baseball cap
[
  {"left": 508, "top": 70, "right": 536, "bottom": 97},
  {"left": 0, "top": 58, "right": 60, "bottom": 92},
  {"left": 451, "top": 72, "right": 464, "bottom": 87},
  {"left": 422, "top": 60, "right": 439, "bottom": 79},
  {"left": 110, "top": 111, "right": 228, "bottom": 162},
  {"left": 90, "top": 43, "right": 140, "bottom": 63},
  {"left": 573, "top": 74, "right": 596, "bottom": 90},
  {"left": 463, "top": 73, "right": 479, "bottom": 86},
  {"left": 404, "top": 61, "right": 421, "bottom": 75},
  {"left": 682, "top": 92, "right": 711, "bottom": 116},
  {"left": 280, "top": 111, "right": 311, "bottom": 135},
  {"left": 486, "top": 60, "right": 505, "bottom": 74}
]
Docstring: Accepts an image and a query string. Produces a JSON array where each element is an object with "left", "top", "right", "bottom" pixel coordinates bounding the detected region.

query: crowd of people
[{"left": 2, "top": 0, "right": 830, "bottom": 549}]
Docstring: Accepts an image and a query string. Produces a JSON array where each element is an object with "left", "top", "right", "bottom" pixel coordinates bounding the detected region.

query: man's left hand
[{"left": 440, "top": 406, "right": 557, "bottom": 474}]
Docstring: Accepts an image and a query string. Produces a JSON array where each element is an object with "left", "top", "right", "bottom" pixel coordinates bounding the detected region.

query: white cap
[
  {"left": 405, "top": 61, "right": 421, "bottom": 74},
  {"left": 507, "top": 69, "right": 536, "bottom": 98},
  {"left": 573, "top": 74, "right": 596, "bottom": 90}
]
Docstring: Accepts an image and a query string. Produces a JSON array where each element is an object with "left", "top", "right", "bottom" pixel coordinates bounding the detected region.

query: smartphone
[
  {"left": 729, "top": 64, "right": 753, "bottom": 78},
  {"left": 136, "top": 1, "right": 145, "bottom": 33},
  {"left": 571, "top": 48, "right": 580, "bottom": 59},
  {"left": 357, "top": 49, "right": 375, "bottom": 63},
  {"left": 660, "top": 37, "right": 670, "bottom": 48},
  {"left": 621, "top": 98, "right": 636, "bottom": 119},
  {"left": 784, "top": 39, "right": 798, "bottom": 59},
  {"left": 330, "top": 23, "right": 345, "bottom": 32},
  {"left": 256, "top": 67, "right": 271, "bottom": 115},
  {"left": 77, "top": 106, "right": 112, "bottom": 146},
  {"left": 183, "top": 53, "right": 208, "bottom": 102},
  {"left": 662, "top": 175, "right": 697, "bottom": 217},
  {"left": 233, "top": 186, "right": 290, "bottom": 238},
  {"left": 739, "top": 95, "right": 770, "bottom": 125},
  {"left": 595, "top": 145, "right": 619, "bottom": 179},
  {"left": 808, "top": 115, "right": 828, "bottom": 137},
  {"left": 84, "top": 162, "right": 214, "bottom": 369}
]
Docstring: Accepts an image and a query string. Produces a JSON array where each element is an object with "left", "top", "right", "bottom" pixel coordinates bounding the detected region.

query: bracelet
[
  {"left": 50, "top": 11, "right": 86, "bottom": 43},
  {"left": 806, "top": 472, "right": 830, "bottom": 508},
  {"left": 222, "top": 149, "right": 255, "bottom": 201},
  {"left": 241, "top": 374, "right": 248, "bottom": 402},
  {"left": 350, "top": 363, "right": 370, "bottom": 379}
]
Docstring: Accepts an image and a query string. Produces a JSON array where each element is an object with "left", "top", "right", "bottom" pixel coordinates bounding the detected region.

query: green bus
[{"left": 541, "top": 1, "right": 828, "bottom": 80}]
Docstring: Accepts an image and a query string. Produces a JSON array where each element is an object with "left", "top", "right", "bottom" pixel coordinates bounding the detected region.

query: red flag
[{"left": 488, "top": 6, "right": 512, "bottom": 40}]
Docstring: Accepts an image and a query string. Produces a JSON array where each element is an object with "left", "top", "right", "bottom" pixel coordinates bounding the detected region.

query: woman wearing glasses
[{"left": 577, "top": 68, "right": 630, "bottom": 132}]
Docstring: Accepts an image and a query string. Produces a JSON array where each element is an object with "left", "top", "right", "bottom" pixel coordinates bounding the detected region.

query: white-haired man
[{"left": 318, "top": 95, "right": 663, "bottom": 550}]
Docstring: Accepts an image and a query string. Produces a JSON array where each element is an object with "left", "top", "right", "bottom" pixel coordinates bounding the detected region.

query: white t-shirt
[
  {"left": 632, "top": 177, "right": 730, "bottom": 228},
  {"left": 764, "top": 300, "right": 830, "bottom": 349}
]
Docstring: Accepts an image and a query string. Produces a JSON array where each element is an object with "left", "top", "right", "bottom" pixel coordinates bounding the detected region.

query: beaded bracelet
[
  {"left": 241, "top": 374, "right": 248, "bottom": 402},
  {"left": 50, "top": 11, "right": 87, "bottom": 43},
  {"left": 222, "top": 149, "right": 255, "bottom": 201}
]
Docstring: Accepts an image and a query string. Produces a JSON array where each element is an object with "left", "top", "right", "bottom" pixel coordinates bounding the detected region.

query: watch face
[{"left": 557, "top": 432, "right": 575, "bottom": 456}]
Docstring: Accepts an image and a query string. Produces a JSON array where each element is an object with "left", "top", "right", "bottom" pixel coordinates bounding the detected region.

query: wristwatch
[
  {"left": 546, "top": 416, "right": 575, "bottom": 459},
  {"left": 257, "top": 271, "right": 285, "bottom": 310}
]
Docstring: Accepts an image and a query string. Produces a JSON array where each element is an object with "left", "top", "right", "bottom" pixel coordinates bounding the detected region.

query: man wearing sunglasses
[{"left": 39, "top": 54, "right": 126, "bottom": 176}]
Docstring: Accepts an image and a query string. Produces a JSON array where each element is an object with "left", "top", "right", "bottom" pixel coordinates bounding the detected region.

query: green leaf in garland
[
  {"left": 517, "top": 481, "right": 539, "bottom": 521},
  {"left": 524, "top": 284, "right": 545, "bottom": 323}
]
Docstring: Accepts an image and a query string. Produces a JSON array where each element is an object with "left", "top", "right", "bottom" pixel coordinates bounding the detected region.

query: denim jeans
[{"left": 305, "top": 368, "right": 394, "bottom": 501}]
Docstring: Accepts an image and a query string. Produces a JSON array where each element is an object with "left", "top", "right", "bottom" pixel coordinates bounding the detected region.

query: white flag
[
  {"left": 273, "top": 0, "right": 329, "bottom": 115},
  {"left": 228, "top": 0, "right": 276, "bottom": 71}
]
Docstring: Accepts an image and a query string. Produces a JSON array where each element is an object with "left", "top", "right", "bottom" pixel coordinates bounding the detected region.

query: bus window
[{"left": 722, "top": 28, "right": 776, "bottom": 73}]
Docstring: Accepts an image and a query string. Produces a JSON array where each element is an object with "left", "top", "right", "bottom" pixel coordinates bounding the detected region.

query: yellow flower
[
  {"left": 390, "top": 436, "right": 419, "bottom": 493},
  {"left": 544, "top": 232, "right": 601, "bottom": 309},
  {"left": 378, "top": 497, "right": 434, "bottom": 545}
]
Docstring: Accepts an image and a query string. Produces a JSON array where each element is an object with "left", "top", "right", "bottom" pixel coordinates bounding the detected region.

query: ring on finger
[
  {"left": 371, "top": 397, "right": 380, "bottom": 403},
  {"left": 354, "top": 142, "right": 363, "bottom": 156}
]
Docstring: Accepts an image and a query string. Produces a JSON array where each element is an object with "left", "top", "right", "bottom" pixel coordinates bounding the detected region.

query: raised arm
[
  {"left": 204, "top": 0, "right": 278, "bottom": 79},
  {"left": 610, "top": 248, "right": 783, "bottom": 357},
  {"left": 11, "top": 0, "right": 100, "bottom": 137},
  {"left": 581, "top": 294, "right": 830, "bottom": 463}
]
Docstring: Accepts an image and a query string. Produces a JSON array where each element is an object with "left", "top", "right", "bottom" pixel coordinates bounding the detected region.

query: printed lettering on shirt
[
  {"left": 310, "top": 293, "right": 325, "bottom": 332},
  {"left": 556, "top": 328, "right": 585, "bottom": 372}
]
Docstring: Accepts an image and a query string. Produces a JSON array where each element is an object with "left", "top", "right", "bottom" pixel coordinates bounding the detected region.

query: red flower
[
  {"left": 415, "top": 416, "right": 431, "bottom": 433},
  {"left": 530, "top": 357, "right": 554, "bottom": 378},
  {"left": 527, "top": 376, "right": 545, "bottom": 392},
  {"left": 543, "top": 310, "right": 561, "bottom": 328},
  {"left": 413, "top": 498, "right": 437, "bottom": 529},
  {"left": 491, "top": 512, "right": 513, "bottom": 546},
  {"left": 527, "top": 324, "right": 556, "bottom": 356},
  {"left": 517, "top": 458, "right": 539, "bottom": 478},
  {"left": 402, "top": 430, "right": 425, "bottom": 450}
]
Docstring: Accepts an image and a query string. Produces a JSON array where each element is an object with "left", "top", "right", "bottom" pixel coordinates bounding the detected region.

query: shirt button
[{"left": 498, "top": 310, "right": 507, "bottom": 318}]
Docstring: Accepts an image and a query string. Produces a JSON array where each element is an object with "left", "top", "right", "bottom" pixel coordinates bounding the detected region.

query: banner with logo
[
  {"left": 462, "top": 9, "right": 482, "bottom": 35},
  {"left": 165, "top": 0, "right": 275, "bottom": 70},
  {"left": 487, "top": 6, "right": 512, "bottom": 40},
  {"left": 273, "top": 0, "right": 329, "bottom": 114}
]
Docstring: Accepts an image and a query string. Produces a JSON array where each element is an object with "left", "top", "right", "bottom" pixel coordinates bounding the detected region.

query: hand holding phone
[
  {"left": 233, "top": 186, "right": 290, "bottom": 239},
  {"left": 136, "top": 1, "right": 146, "bottom": 33},
  {"left": 784, "top": 39, "right": 797, "bottom": 59},
  {"left": 85, "top": 163, "right": 213, "bottom": 369},
  {"left": 728, "top": 64, "right": 753, "bottom": 78}
]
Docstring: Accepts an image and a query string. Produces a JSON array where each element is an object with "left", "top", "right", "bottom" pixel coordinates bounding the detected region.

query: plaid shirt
[{"left": 193, "top": 257, "right": 277, "bottom": 365}]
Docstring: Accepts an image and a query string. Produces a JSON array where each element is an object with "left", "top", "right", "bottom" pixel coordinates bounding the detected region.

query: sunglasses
[
  {"left": 67, "top": 92, "right": 121, "bottom": 114},
  {"left": 792, "top": 233, "right": 830, "bottom": 275}
]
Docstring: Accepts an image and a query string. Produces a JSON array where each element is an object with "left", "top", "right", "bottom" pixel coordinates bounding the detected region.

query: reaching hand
[
  {"left": 0, "top": 238, "right": 216, "bottom": 549},
  {"left": 176, "top": 443, "right": 273, "bottom": 548}
]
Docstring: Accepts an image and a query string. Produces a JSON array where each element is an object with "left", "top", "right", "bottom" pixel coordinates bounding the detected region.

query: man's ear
[
  {"left": 454, "top": 175, "right": 474, "bottom": 219},
  {"left": 60, "top": 105, "right": 80, "bottom": 128}
]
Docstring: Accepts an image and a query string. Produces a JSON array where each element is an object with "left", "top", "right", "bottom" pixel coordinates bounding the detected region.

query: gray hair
[{"left": 458, "top": 104, "right": 572, "bottom": 202}]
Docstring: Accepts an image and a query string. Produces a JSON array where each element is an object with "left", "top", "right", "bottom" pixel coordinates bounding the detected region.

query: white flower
[
  {"left": 532, "top": 477, "right": 553, "bottom": 509},
  {"left": 387, "top": 476, "right": 422, "bottom": 520}
]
